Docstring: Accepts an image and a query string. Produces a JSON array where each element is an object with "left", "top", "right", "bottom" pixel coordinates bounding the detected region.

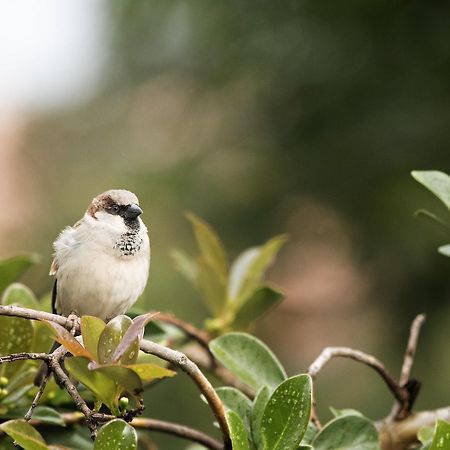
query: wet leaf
[
  {"left": 45, "top": 321, "right": 93, "bottom": 360},
  {"left": 261, "top": 374, "right": 312, "bottom": 450},
  {"left": 210, "top": 333, "right": 286, "bottom": 391},
  {"left": 65, "top": 357, "right": 117, "bottom": 414},
  {"left": 186, "top": 212, "right": 228, "bottom": 280},
  {"left": 0, "top": 419, "right": 48, "bottom": 450},
  {"left": 251, "top": 385, "right": 270, "bottom": 450},
  {"left": 94, "top": 419, "right": 137, "bottom": 450},
  {"left": 80, "top": 316, "right": 106, "bottom": 362},
  {"left": 216, "top": 387, "right": 252, "bottom": 434},
  {"left": 429, "top": 420, "right": 450, "bottom": 450},
  {"left": 0, "top": 316, "right": 34, "bottom": 378},
  {"left": 312, "top": 415, "right": 379, "bottom": 450},
  {"left": 1, "top": 283, "right": 39, "bottom": 309},
  {"left": 111, "top": 312, "right": 158, "bottom": 364},
  {"left": 232, "top": 285, "right": 283, "bottom": 328},
  {"left": 226, "top": 410, "right": 250, "bottom": 450},
  {"left": 98, "top": 315, "right": 134, "bottom": 365},
  {"left": 125, "top": 363, "right": 175, "bottom": 383},
  {"left": 0, "top": 254, "right": 40, "bottom": 294},
  {"left": 228, "top": 235, "right": 287, "bottom": 304}
]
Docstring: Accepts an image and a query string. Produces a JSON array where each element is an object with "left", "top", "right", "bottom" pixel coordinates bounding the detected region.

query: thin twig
[
  {"left": 399, "top": 314, "right": 426, "bottom": 387},
  {"left": 140, "top": 339, "right": 231, "bottom": 450},
  {"left": 30, "top": 412, "right": 224, "bottom": 450},
  {"left": 308, "top": 346, "right": 407, "bottom": 405},
  {"left": 389, "top": 314, "right": 426, "bottom": 420},
  {"left": 48, "top": 357, "right": 97, "bottom": 437},
  {"left": 24, "top": 369, "right": 51, "bottom": 421}
]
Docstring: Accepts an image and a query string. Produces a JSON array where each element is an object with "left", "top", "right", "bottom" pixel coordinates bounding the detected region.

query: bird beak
[{"left": 124, "top": 203, "right": 143, "bottom": 220}]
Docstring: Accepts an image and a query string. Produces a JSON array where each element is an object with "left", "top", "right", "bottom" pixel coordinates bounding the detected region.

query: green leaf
[
  {"left": 329, "top": 407, "right": 364, "bottom": 418},
  {"left": 81, "top": 316, "right": 106, "bottom": 362},
  {"left": 228, "top": 235, "right": 288, "bottom": 305},
  {"left": 312, "top": 415, "right": 380, "bottom": 450},
  {"left": 301, "top": 422, "right": 319, "bottom": 445},
  {"left": 94, "top": 365, "right": 143, "bottom": 399},
  {"left": 233, "top": 285, "right": 284, "bottom": 328},
  {"left": 45, "top": 321, "right": 94, "bottom": 360},
  {"left": 94, "top": 419, "right": 137, "bottom": 450},
  {"left": 65, "top": 357, "right": 117, "bottom": 413},
  {"left": 0, "top": 254, "right": 40, "bottom": 294},
  {"left": 185, "top": 212, "right": 228, "bottom": 280},
  {"left": 1, "top": 283, "right": 39, "bottom": 309},
  {"left": 125, "top": 363, "right": 176, "bottom": 383},
  {"left": 98, "top": 315, "right": 135, "bottom": 365},
  {"left": 111, "top": 312, "right": 158, "bottom": 364},
  {"left": 251, "top": 385, "right": 270, "bottom": 450},
  {"left": 197, "top": 257, "right": 227, "bottom": 316},
  {"left": 0, "top": 419, "right": 48, "bottom": 450},
  {"left": 210, "top": 333, "right": 286, "bottom": 391},
  {"left": 226, "top": 410, "right": 250, "bottom": 450},
  {"left": 412, "top": 170, "right": 450, "bottom": 211},
  {"left": 438, "top": 244, "right": 450, "bottom": 257},
  {"left": 429, "top": 420, "right": 450, "bottom": 450},
  {"left": 171, "top": 249, "right": 199, "bottom": 285},
  {"left": 216, "top": 387, "right": 252, "bottom": 434},
  {"left": 0, "top": 316, "right": 34, "bottom": 378},
  {"left": 261, "top": 374, "right": 312, "bottom": 450}
]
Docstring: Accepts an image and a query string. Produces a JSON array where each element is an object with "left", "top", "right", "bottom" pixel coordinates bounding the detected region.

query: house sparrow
[
  {"left": 34, "top": 190, "right": 150, "bottom": 385},
  {"left": 50, "top": 189, "right": 150, "bottom": 320}
]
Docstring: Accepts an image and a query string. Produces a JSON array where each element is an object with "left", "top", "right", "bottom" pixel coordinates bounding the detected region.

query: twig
[
  {"left": 0, "top": 305, "right": 231, "bottom": 448},
  {"left": 29, "top": 412, "right": 224, "bottom": 450},
  {"left": 48, "top": 357, "right": 97, "bottom": 437},
  {"left": 24, "top": 369, "right": 51, "bottom": 422},
  {"left": 25, "top": 345, "right": 68, "bottom": 421},
  {"left": 140, "top": 339, "right": 231, "bottom": 450},
  {"left": 183, "top": 344, "right": 255, "bottom": 398},
  {"left": 308, "top": 346, "right": 407, "bottom": 405},
  {"left": 153, "top": 312, "right": 213, "bottom": 356},
  {"left": 390, "top": 314, "right": 426, "bottom": 419},
  {"left": 0, "top": 352, "right": 50, "bottom": 364}
]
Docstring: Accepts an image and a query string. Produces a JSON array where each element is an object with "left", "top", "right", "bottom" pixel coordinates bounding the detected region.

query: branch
[
  {"left": 308, "top": 346, "right": 408, "bottom": 405},
  {"left": 0, "top": 304, "right": 231, "bottom": 449},
  {"left": 140, "top": 339, "right": 231, "bottom": 449}
]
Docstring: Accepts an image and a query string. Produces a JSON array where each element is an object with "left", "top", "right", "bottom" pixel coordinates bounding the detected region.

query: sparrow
[
  {"left": 34, "top": 190, "right": 150, "bottom": 385},
  {"left": 50, "top": 189, "right": 150, "bottom": 320}
]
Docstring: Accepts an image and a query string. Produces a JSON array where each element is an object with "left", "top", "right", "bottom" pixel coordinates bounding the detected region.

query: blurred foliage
[{"left": 172, "top": 213, "right": 286, "bottom": 332}]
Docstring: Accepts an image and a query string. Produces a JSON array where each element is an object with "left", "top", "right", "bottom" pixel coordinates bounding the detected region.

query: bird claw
[{"left": 67, "top": 313, "right": 80, "bottom": 335}]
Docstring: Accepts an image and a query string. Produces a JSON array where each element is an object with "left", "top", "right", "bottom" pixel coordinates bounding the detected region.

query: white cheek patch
[{"left": 94, "top": 210, "right": 127, "bottom": 232}]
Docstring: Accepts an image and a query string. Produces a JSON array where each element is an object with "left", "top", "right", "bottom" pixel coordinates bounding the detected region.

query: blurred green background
[{"left": 0, "top": 1, "right": 449, "bottom": 448}]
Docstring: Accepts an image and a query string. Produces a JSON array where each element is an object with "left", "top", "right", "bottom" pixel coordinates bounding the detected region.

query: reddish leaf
[{"left": 45, "top": 321, "right": 94, "bottom": 360}]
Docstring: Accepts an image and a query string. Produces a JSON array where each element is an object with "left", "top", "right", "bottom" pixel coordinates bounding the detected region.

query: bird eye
[{"left": 109, "top": 204, "right": 120, "bottom": 214}]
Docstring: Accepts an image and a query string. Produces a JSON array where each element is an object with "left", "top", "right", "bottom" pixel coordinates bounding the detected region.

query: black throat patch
[{"left": 115, "top": 232, "right": 143, "bottom": 256}]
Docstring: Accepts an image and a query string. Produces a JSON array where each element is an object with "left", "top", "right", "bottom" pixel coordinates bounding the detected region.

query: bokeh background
[{"left": 0, "top": 1, "right": 449, "bottom": 448}]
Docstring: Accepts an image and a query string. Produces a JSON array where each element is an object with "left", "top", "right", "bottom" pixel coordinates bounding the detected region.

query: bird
[
  {"left": 50, "top": 189, "right": 150, "bottom": 320},
  {"left": 34, "top": 189, "right": 150, "bottom": 384}
]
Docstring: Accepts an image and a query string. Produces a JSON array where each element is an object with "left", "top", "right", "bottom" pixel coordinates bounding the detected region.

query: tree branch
[{"left": 0, "top": 304, "right": 231, "bottom": 449}]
